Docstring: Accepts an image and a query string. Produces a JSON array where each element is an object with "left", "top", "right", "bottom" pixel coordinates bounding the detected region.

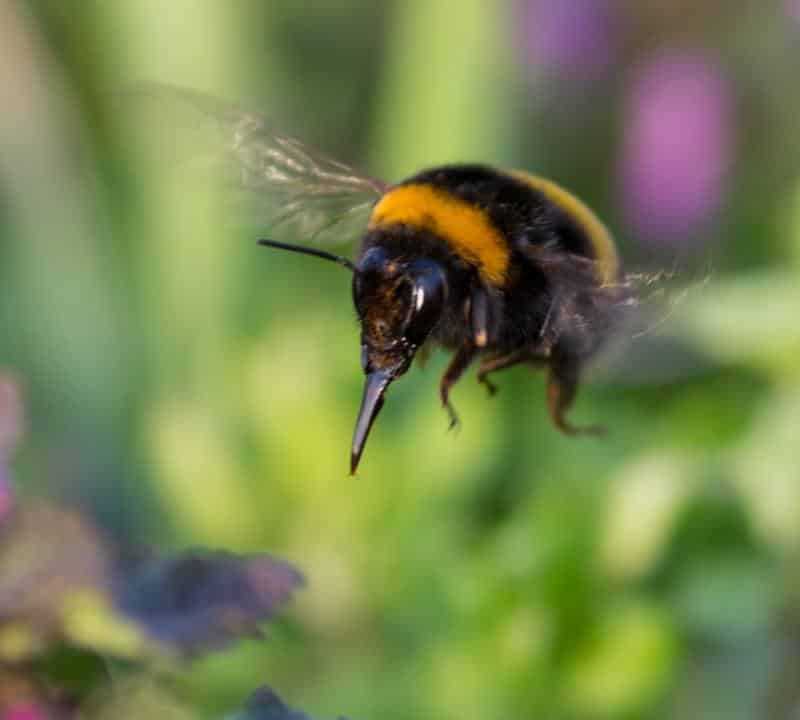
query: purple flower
[
  {"left": 0, "top": 463, "right": 13, "bottom": 523},
  {"left": 0, "top": 374, "right": 21, "bottom": 524},
  {"left": 618, "top": 52, "right": 734, "bottom": 247},
  {"left": 788, "top": 0, "right": 800, "bottom": 23},
  {"left": 3, "top": 705, "right": 48, "bottom": 720},
  {"left": 517, "top": 0, "right": 616, "bottom": 81}
]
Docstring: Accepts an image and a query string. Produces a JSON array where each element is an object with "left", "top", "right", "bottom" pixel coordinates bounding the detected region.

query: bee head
[
  {"left": 350, "top": 246, "right": 448, "bottom": 473},
  {"left": 256, "top": 237, "right": 448, "bottom": 474}
]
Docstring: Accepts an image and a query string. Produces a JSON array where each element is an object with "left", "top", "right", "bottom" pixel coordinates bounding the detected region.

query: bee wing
[
  {"left": 522, "top": 244, "right": 712, "bottom": 383},
  {"left": 128, "top": 85, "right": 389, "bottom": 249},
  {"left": 587, "top": 267, "right": 714, "bottom": 385}
]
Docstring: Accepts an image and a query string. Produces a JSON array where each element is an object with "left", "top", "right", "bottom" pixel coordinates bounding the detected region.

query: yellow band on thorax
[
  {"left": 509, "top": 171, "right": 619, "bottom": 286},
  {"left": 368, "top": 184, "right": 509, "bottom": 285}
]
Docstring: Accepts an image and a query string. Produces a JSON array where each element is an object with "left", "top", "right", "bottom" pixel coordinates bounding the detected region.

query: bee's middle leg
[{"left": 476, "top": 349, "right": 550, "bottom": 396}]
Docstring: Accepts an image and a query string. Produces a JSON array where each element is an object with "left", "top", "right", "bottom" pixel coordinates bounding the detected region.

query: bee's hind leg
[
  {"left": 547, "top": 349, "right": 605, "bottom": 436},
  {"left": 439, "top": 344, "right": 476, "bottom": 430}
]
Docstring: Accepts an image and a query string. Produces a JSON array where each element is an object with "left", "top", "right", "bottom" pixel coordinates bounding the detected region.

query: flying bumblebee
[{"left": 152, "top": 88, "right": 637, "bottom": 474}]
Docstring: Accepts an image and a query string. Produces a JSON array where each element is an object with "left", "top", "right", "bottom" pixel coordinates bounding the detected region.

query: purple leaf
[
  {"left": 1, "top": 501, "right": 302, "bottom": 662},
  {"left": 115, "top": 550, "right": 303, "bottom": 655},
  {"left": 230, "top": 687, "right": 347, "bottom": 720}
]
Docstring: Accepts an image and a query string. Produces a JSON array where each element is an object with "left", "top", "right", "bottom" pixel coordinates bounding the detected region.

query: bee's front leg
[
  {"left": 469, "top": 286, "right": 491, "bottom": 348},
  {"left": 439, "top": 344, "right": 476, "bottom": 429}
]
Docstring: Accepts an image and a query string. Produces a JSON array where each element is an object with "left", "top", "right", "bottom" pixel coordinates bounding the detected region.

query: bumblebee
[{"left": 157, "top": 88, "right": 635, "bottom": 474}]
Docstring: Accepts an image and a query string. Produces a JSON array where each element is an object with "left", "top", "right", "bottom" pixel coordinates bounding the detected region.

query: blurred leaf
[
  {"left": 227, "top": 686, "right": 345, "bottom": 720},
  {"left": 115, "top": 550, "right": 303, "bottom": 656},
  {"left": 147, "top": 403, "right": 264, "bottom": 546},
  {"left": 564, "top": 603, "right": 678, "bottom": 717},
  {"left": 1, "top": 500, "right": 302, "bottom": 663},
  {"left": 33, "top": 645, "right": 114, "bottom": 706},
  {"left": 62, "top": 591, "right": 149, "bottom": 659},
  {"left": 674, "top": 555, "right": 775, "bottom": 643},
  {"left": 732, "top": 387, "right": 800, "bottom": 551},
  {"left": 85, "top": 678, "right": 193, "bottom": 720},
  {"left": 675, "top": 271, "right": 800, "bottom": 373},
  {"left": 0, "top": 623, "right": 44, "bottom": 662},
  {"left": 600, "top": 452, "right": 695, "bottom": 581},
  {"left": 788, "top": 178, "right": 800, "bottom": 268}
]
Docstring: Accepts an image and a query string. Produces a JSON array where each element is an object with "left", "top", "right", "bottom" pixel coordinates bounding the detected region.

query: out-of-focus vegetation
[{"left": 1, "top": 0, "right": 800, "bottom": 718}]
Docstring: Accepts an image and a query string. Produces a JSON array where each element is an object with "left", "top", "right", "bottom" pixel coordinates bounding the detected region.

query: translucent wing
[
  {"left": 129, "top": 85, "right": 389, "bottom": 249},
  {"left": 588, "top": 264, "right": 714, "bottom": 385},
  {"left": 521, "top": 243, "right": 712, "bottom": 384}
]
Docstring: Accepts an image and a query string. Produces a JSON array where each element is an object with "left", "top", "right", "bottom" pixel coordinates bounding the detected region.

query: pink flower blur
[
  {"left": 3, "top": 705, "right": 48, "bottom": 720},
  {"left": 0, "top": 375, "right": 20, "bottom": 523},
  {"left": 518, "top": 0, "right": 615, "bottom": 80},
  {"left": 0, "top": 465, "right": 13, "bottom": 522},
  {"left": 619, "top": 52, "right": 734, "bottom": 247}
]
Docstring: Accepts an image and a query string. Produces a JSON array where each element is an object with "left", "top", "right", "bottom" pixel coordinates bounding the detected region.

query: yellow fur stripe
[
  {"left": 369, "top": 184, "right": 509, "bottom": 285},
  {"left": 509, "top": 171, "right": 619, "bottom": 285}
]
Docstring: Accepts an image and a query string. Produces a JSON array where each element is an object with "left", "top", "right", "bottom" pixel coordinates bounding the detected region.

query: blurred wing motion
[
  {"left": 129, "top": 84, "right": 389, "bottom": 248},
  {"left": 522, "top": 243, "right": 713, "bottom": 384},
  {"left": 587, "top": 261, "right": 714, "bottom": 385}
]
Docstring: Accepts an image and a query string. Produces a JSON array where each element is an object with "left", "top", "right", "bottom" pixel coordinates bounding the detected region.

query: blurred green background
[{"left": 2, "top": 0, "right": 800, "bottom": 717}]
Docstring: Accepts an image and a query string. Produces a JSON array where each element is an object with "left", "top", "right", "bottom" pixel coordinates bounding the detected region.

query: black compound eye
[
  {"left": 353, "top": 246, "right": 391, "bottom": 313},
  {"left": 357, "top": 246, "right": 390, "bottom": 276},
  {"left": 403, "top": 260, "right": 447, "bottom": 347}
]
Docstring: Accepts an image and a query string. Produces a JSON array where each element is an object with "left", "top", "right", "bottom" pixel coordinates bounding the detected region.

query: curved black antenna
[{"left": 257, "top": 239, "right": 356, "bottom": 272}]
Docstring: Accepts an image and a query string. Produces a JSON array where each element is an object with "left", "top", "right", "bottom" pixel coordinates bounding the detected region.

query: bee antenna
[{"left": 257, "top": 239, "right": 356, "bottom": 272}]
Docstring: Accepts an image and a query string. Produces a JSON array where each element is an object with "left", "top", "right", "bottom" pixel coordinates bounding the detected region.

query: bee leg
[
  {"left": 547, "top": 354, "right": 606, "bottom": 436},
  {"left": 476, "top": 350, "right": 526, "bottom": 396},
  {"left": 440, "top": 345, "right": 475, "bottom": 430},
  {"left": 415, "top": 342, "right": 433, "bottom": 369},
  {"left": 470, "top": 286, "right": 491, "bottom": 348}
]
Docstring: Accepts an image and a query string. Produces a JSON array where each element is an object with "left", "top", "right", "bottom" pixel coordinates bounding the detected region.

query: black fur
[{"left": 359, "top": 164, "right": 617, "bottom": 360}]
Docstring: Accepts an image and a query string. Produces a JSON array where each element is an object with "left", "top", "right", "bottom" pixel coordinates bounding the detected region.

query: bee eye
[
  {"left": 357, "top": 246, "right": 390, "bottom": 276},
  {"left": 403, "top": 260, "right": 447, "bottom": 347},
  {"left": 353, "top": 246, "right": 391, "bottom": 315}
]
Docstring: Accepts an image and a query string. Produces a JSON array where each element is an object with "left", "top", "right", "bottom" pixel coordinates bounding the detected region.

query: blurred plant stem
[{"left": 370, "top": 0, "right": 519, "bottom": 178}]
